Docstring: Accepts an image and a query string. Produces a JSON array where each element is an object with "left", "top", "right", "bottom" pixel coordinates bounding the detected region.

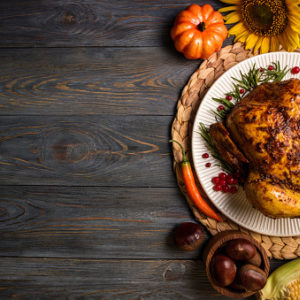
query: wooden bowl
[{"left": 203, "top": 230, "right": 270, "bottom": 298}]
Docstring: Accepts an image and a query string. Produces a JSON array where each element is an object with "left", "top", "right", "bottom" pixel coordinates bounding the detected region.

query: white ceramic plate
[{"left": 192, "top": 52, "right": 300, "bottom": 236}]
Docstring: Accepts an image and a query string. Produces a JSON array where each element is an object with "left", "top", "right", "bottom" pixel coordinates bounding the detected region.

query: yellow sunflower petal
[
  {"left": 219, "top": 0, "right": 241, "bottom": 4},
  {"left": 253, "top": 37, "right": 263, "bottom": 54},
  {"left": 270, "top": 37, "right": 280, "bottom": 52},
  {"left": 234, "top": 28, "right": 249, "bottom": 41},
  {"left": 245, "top": 33, "right": 259, "bottom": 50},
  {"left": 278, "top": 32, "right": 296, "bottom": 52},
  {"left": 285, "top": 0, "right": 300, "bottom": 11},
  {"left": 234, "top": 33, "right": 247, "bottom": 43},
  {"left": 283, "top": 26, "right": 299, "bottom": 51},
  {"left": 288, "top": 15, "right": 300, "bottom": 34},
  {"left": 228, "top": 22, "right": 248, "bottom": 36},
  {"left": 223, "top": 11, "right": 241, "bottom": 24},
  {"left": 288, "top": 13, "right": 300, "bottom": 25},
  {"left": 260, "top": 37, "right": 270, "bottom": 54},
  {"left": 288, "top": 25, "right": 300, "bottom": 47},
  {"left": 278, "top": 34, "right": 286, "bottom": 50},
  {"left": 218, "top": 6, "right": 238, "bottom": 13},
  {"left": 289, "top": 23, "right": 300, "bottom": 35}
]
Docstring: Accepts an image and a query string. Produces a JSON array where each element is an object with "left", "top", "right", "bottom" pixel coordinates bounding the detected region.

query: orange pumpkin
[{"left": 171, "top": 4, "right": 227, "bottom": 60}]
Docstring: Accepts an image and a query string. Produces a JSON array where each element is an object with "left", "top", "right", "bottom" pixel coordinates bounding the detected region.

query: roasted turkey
[{"left": 209, "top": 78, "right": 300, "bottom": 218}]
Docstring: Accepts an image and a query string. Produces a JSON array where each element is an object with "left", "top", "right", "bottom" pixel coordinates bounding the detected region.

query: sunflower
[{"left": 219, "top": 0, "right": 300, "bottom": 53}]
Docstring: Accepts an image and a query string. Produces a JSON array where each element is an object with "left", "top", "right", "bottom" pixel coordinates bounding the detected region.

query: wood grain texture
[
  {"left": 0, "top": 186, "right": 200, "bottom": 259},
  {"left": 0, "top": 1, "right": 283, "bottom": 299},
  {"left": 0, "top": 257, "right": 261, "bottom": 299},
  {"left": 0, "top": 47, "right": 198, "bottom": 115},
  {"left": 0, "top": 0, "right": 231, "bottom": 47},
  {"left": 0, "top": 115, "right": 176, "bottom": 187}
]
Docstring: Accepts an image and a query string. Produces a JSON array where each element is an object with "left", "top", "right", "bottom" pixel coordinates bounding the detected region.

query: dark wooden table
[{"left": 0, "top": 1, "right": 287, "bottom": 299}]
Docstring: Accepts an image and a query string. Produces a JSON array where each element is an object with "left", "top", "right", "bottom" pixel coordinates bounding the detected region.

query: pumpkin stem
[{"left": 198, "top": 22, "right": 206, "bottom": 32}]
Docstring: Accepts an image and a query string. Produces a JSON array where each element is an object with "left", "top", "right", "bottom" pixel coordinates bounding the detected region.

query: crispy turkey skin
[{"left": 214, "top": 78, "right": 300, "bottom": 218}]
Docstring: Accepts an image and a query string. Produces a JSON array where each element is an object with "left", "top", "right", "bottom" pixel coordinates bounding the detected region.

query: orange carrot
[{"left": 170, "top": 140, "right": 222, "bottom": 222}]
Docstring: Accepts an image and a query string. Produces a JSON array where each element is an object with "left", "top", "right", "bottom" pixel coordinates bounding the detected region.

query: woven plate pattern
[{"left": 171, "top": 42, "right": 300, "bottom": 260}]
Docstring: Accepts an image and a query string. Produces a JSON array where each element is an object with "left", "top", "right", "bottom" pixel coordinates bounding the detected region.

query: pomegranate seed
[
  {"left": 268, "top": 65, "right": 274, "bottom": 71},
  {"left": 229, "top": 186, "right": 238, "bottom": 194},
  {"left": 260, "top": 67, "right": 264, "bottom": 72},
  {"left": 291, "top": 66, "right": 300, "bottom": 74},
  {"left": 218, "top": 172, "right": 227, "bottom": 180},
  {"left": 218, "top": 105, "right": 225, "bottom": 111},
  {"left": 222, "top": 185, "right": 230, "bottom": 193},
  {"left": 214, "top": 184, "right": 222, "bottom": 191},
  {"left": 219, "top": 179, "right": 226, "bottom": 186},
  {"left": 212, "top": 177, "right": 220, "bottom": 185},
  {"left": 202, "top": 153, "right": 209, "bottom": 158},
  {"left": 239, "top": 88, "right": 245, "bottom": 94},
  {"left": 205, "top": 162, "right": 211, "bottom": 168},
  {"left": 226, "top": 95, "right": 232, "bottom": 101}
]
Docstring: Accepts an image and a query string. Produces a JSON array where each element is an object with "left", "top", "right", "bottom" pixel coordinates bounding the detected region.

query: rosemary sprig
[
  {"left": 232, "top": 63, "right": 260, "bottom": 92},
  {"left": 212, "top": 97, "right": 234, "bottom": 109},
  {"left": 211, "top": 96, "right": 233, "bottom": 119},
  {"left": 199, "top": 122, "right": 233, "bottom": 174},
  {"left": 260, "top": 61, "right": 289, "bottom": 83}
]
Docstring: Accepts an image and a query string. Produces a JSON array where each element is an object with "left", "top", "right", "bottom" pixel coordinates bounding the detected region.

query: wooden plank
[
  {"left": 0, "top": 47, "right": 198, "bottom": 115},
  {"left": 0, "top": 186, "right": 204, "bottom": 259},
  {"left": 0, "top": 115, "right": 180, "bottom": 187},
  {"left": 0, "top": 0, "right": 231, "bottom": 47},
  {"left": 0, "top": 257, "right": 260, "bottom": 299}
]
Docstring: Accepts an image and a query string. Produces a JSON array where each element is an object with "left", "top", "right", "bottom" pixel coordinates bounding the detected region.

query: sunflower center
[{"left": 241, "top": 0, "right": 288, "bottom": 36}]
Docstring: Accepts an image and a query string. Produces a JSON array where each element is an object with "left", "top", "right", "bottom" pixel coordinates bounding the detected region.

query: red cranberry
[
  {"left": 232, "top": 178, "right": 238, "bottom": 185},
  {"left": 291, "top": 66, "right": 300, "bottom": 74},
  {"left": 229, "top": 186, "right": 238, "bottom": 194},
  {"left": 212, "top": 177, "right": 220, "bottom": 185},
  {"left": 226, "top": 174, "right": 235, "bottom": 185},
  {"left": 214, "top": 184, "right": 222, "bottom": 191},
  {"left": 205, "top": 162, "right": 211, "bottom": 168},
  {"left": 218, "top": 172, "right": 227, "bottom": 180},
  {"left": 259, "top": 67, "right": 264, "bottom": 72},
  {"left": 268, "top": 65, "right": 274, "bottom": 71},
  {"left": 226, "top": 95, "right": 232, "bottom": 101},
  {"left": 239, "top": 88, "right": 245, "bottom": 94},
  {"left": 226, "top": 174, "right": 233, "bottom": 180},
  {"left": 222, "top": 185, "right": 230, "bottom": 193},
  {"left": 202, "top": 153, "right": 209, "bottom": 158},
  {"left": 218, "top": 105, "right": 225, "bottom": 111},
  {"left": 219, "top": 179, "right": 226, "bottom": 186}
]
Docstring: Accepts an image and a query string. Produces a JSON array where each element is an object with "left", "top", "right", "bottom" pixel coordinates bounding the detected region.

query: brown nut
[
  {"left": 246, "top": 251, "right": 262, "bottom": 267},
  {"left": 229, "top": 277, "right": 246, "bottom": 291},
  {"left": 224, "top": 238, "right": 257, "bottom": 261},
  {"left": 211, "top": 254, "right": 237, "bottom": 287},
  {"left": 237, "top": 264, "right": 267, "bottom": 291},
  {"left": 174, "top": 222, "right": 204, "bottom": 251}
]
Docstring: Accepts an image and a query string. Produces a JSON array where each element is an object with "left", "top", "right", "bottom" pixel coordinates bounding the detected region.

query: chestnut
[
  {"left": 246, "top": 251, "right": 262, "bottom": 267},
  {"left": 174, "top": 222, "right": 204, "bottom": 251},
  {"left": 237, "top": 264, "right": 267, "bottom": 291},
  {"left": 224, "top": 238, "right": 257, "bottom": 261},
  {"left": 211, "top": 254, "right": 237, "bottom": 287},
  {"left": 229, "top": 278, "right": 246, "bottom": 291}
]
